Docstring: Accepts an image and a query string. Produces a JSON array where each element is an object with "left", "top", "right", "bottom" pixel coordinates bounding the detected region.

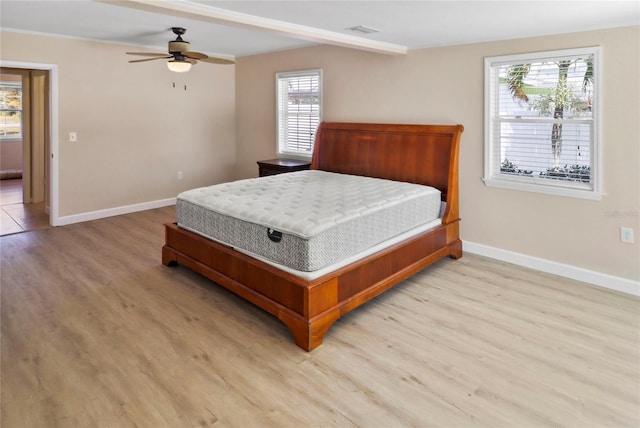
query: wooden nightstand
[{"left": 257, "top": 158, "right": 311, "bottom": 177}]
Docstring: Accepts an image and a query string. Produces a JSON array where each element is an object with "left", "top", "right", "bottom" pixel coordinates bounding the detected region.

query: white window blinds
[
  {"left": 484, "top": 47, "right": 600, "bottom": 199},
  {"left": 276, "top": 69, "right": 322, "bottom": 158}
]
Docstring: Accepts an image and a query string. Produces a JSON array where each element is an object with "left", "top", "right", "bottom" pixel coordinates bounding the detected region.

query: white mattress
[
  {"left": 177, "top": 170, "right": 442, "bottom": 272},
  {"left": 235, "top": 218, "right": 443, "bottom": 281}
]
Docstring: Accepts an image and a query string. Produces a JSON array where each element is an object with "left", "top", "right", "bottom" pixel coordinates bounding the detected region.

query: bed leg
[
  {"left": 449, "top": 239, "right": 463, "bottom": 260},
  {"left": 162, "top": 245, "right": 179, "bottom": 267},
  {"left": 280, "top": 312, "right": 340, "bottom": 352}
]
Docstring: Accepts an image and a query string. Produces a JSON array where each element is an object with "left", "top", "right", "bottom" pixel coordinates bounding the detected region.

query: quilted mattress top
[{"left": 177, "top": 170, "right": 441, "bottom": 240}]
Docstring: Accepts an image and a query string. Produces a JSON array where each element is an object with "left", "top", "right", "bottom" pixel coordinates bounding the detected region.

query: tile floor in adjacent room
[{"left": 0, "top": 179, "right": 50, "bottom": 236}]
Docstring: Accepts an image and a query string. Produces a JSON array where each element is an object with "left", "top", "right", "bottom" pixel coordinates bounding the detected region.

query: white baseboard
[
  {"left": 55, "top": 198, "right": 176, "bottom": 227},
  {"left": 463, "top": 241, "right": 639, "bottom": 296}
]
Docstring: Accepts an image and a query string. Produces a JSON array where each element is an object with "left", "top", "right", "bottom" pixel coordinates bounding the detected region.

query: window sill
[
  {"left": 0, "top": 138, "right": 22, "bottom": 143},
  {"left": 483, "top": 176, "right": 602, "bottom": 200}
]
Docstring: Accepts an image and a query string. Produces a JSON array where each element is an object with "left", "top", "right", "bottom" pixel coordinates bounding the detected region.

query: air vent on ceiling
[{"left": 345, "top": 25, "right": 380, "bottom": 34}]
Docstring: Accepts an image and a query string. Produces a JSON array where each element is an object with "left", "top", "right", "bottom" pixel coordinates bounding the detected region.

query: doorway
[{"left": 0, "top": 67, "right": 51, "bottom": 236}]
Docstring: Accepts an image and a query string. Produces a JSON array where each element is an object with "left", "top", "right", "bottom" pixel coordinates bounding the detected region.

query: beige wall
[
  {"left": 1, "top": 27, "right": 637, "bottom": 282},
  {"left": 1, "top": 30, "right": 236, "bottom": 216},
  {"left": 235, "top": 26, "right": 640, "bottom": 282},
  {"left": 0, "top": 140, "right": 22, "bottom": 170}
]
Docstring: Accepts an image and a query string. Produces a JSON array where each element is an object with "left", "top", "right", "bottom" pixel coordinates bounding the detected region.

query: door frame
[{"left": 1, "top": 60, "right": 59, "bottom": 226}]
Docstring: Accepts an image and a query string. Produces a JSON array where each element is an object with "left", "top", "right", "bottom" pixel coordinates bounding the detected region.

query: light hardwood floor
[{"left": 1, "top": 206, "right": 638, "bottom": 427}]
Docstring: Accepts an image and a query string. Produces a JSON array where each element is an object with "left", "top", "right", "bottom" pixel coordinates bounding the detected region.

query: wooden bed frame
[{"left": 162, "top": 122, "right": 464, "bottom": 351}]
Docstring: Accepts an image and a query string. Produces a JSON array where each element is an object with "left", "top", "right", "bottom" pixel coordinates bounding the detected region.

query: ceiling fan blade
[
  {"left": 126, "top": 52, "right": 169, "bottom": 57},
  {"left": 183, "top": 51, "right": 208, "bottom": 60},
  {"left": 198, "top": 57, "right": 236, "bottom": 65},
  {"left": 129, "top": 56, "right": 171, "bottom": 63}
]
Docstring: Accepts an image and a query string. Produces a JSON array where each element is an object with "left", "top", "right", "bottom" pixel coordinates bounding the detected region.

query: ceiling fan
[{"left": 126, "top": 27, "right": 235, "bottom": 72}]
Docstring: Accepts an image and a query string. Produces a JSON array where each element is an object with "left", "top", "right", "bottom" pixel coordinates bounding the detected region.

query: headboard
[{"left": 311, "top": 122, "right": 464, "bottom": 224}]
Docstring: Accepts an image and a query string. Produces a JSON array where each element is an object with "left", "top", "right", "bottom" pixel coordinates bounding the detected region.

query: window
[
  {"left": 276, "top": 69, "right": 322, "bottom": 159},
  {"left": 0, "top": 81, "right": 22, "bottom": 140},
  {"left": 484, "top": 47, "right": 600, "bottom": 199}
]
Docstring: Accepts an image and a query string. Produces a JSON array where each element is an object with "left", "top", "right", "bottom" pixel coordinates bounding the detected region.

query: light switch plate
[{"left": 620, "top": 227, "right": 634, "bottom": 244}]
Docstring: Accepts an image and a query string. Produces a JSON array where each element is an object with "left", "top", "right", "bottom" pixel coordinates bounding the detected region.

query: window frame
[
  {"left": 0, "top": 81, "right": 23, "bottom": 141},
  {"left": 275, "top": 69, "right": 322, "bottom": 160},
  {"left": 483, "top": 47, "right": 601, "bottom": 200}
]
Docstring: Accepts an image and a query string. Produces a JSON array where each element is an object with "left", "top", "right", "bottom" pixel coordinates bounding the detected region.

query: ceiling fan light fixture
[{"left": 167, "top": 59, "right": 191, "bottom": 73}]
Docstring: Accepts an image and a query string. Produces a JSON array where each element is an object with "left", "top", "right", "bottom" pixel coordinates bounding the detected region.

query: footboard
[{"left": 163, "top": 220, "right": 460, "bottom": 351}]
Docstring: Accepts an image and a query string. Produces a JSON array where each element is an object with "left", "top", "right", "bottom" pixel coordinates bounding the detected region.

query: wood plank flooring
[{"left": 1, "top": 206, "right": 638, "bottom": 427}]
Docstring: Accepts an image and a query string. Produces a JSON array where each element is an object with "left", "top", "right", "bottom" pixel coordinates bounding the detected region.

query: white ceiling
[{"left": 1, "top": 0, "right": 638, "bottom": 59}]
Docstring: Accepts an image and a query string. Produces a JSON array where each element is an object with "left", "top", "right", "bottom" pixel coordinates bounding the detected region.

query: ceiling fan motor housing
[{"left": 169, "top": 40, "right": 190, "bottom": 53}]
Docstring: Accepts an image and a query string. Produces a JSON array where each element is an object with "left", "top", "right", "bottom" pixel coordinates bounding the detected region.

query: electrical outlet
[
  {"left": 620, "top": 227, "right": 634, "bottom": 244},
  {"left": 69, "top": 132, "right": 77, "bottom": 142},
  {"left": 177, "top": 171, "right": 183, "bottom": 180}
]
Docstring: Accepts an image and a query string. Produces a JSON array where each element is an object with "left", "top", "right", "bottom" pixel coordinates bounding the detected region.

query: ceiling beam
[{"left": 103, "top": 0, "right": 408, "bottom": 55}]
